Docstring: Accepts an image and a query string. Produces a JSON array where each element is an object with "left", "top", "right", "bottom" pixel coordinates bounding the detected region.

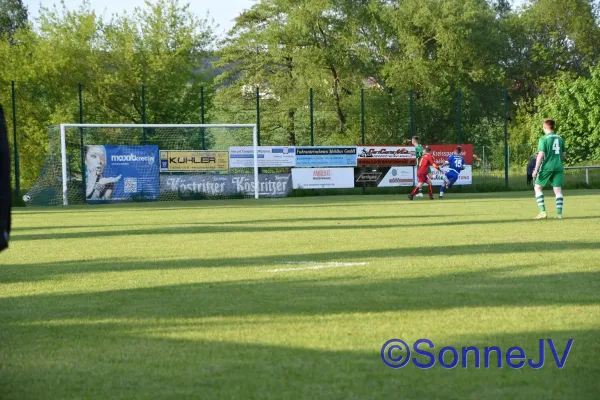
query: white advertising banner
[
  {"left": 292, "top": 168, "right": 355, "bottom": 189},
  {"left": 423, "top": 165, "right": 473, "bottom": 186},
  {"left": 229, "top": 146, "right": 296, "bottom": 168},
  {"left": 377, "top": 167, "right": 415, "bottom": 187}
]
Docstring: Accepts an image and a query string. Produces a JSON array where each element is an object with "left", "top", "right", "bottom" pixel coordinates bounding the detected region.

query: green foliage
[
  {"left": 506, "top": 0, "right": 600, "bottom": 104},
  {"left": 214, "top": 0, "right": 380, "bottom": 145},
  {"left": 215, "top": 0, "right": 511, "bottom": 146},
  {"left": 0, "top": 0, "right": 216, "bottom": 188},
  {"left": 518, "top": 66, "right": 600, "bottom": 164},
  {"left": 3, "top": 0, "right": 600, "bottom": 190},
  {"left": 0, "top": 0, "right": 27, "bottom": 42},
  {"left": 370, "top": 0, "right": 508, "bottom": 143}
]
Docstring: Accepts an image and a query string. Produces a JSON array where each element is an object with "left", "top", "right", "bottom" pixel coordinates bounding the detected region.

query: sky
[
  {"left": 23, "top": 0, "right": 256, "bottom": 35},
  {"left": 23, "top": 0, "right": 529, "bottom": 37}
]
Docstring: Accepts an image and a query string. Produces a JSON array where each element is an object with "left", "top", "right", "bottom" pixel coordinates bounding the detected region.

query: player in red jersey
[{"left": 408, "top": 146, "right": 443, "bottom": 200}]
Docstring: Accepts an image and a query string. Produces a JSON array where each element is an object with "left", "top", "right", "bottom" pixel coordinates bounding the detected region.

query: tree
[
  {"left": 0, "top": 0, "right": 28, "bottom": 43},
  {"left": 0, "top": 0, "right": 216, "bottom": 187},
  {"left": 215, "top": 0, "right": 376, "bottom": 146},
  {"left": 371, "top": 0, "right": 508, "bottom": 144},
  {"left": 505, "top": 0, "right": 600, "bottom": 107},
  {"left": 521, "top": 66, "right": 600, "bottom": 164},
  {"left": 214, "top": 0, "right": 307, "bottom": 146},
  {"left": 89, "top": 0, "right": 216, "bottom": 125}
]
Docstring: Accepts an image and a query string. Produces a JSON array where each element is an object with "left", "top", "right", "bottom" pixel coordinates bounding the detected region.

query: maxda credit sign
[{"left": 160, "top": 150, "right": 229, "bottom": 172}]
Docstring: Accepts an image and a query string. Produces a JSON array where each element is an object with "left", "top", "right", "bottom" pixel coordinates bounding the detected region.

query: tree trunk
[
  {"left": 286, "top": 108, "right": 296, "bottom": 146},
  {"left": 329, "top": 64, "right": 346, "bottom": 134}
]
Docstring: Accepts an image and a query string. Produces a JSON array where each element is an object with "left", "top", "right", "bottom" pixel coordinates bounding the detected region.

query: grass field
[{"left": 1, "top": 190, "right": 600, "bottom": 399}]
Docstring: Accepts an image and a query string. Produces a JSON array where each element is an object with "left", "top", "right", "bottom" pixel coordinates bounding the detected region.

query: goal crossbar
[{"left": 59, "top": 123, "right": 259, "bottom": 205}]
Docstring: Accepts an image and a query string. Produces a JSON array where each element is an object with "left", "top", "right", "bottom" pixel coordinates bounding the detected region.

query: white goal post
[{"left": 59, "top": 123, "right": 259, "bottom": 205}]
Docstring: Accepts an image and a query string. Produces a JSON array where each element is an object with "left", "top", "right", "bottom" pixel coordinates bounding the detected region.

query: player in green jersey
[
  {"left": 411, "top": 136, "right": 425, "bottom": 197},
  {"left": 532, "top": 119, "right": 566, "bottom": 220}
]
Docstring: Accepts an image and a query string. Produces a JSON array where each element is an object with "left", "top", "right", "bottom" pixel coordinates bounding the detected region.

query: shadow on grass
[
  {"left": 2, "top": 240, "right": 599, "bottom": 284},
  {"left": 9, "top": 214, "right": 443, "bottom": 232},
  {"left": 13, "top": 189, "right": 600, "bottom": 216},
  {"left": 0, "top": 319, "right": 598, "bottom": 399},
  {"left": 9, "top": 216, "right": 600, "bottom": 242},
  {"left": 12, "top": 195, "right": 399, "bottom": 215},
  {"left": 2, "top": 264, "right": 600, "bottom": 323}
]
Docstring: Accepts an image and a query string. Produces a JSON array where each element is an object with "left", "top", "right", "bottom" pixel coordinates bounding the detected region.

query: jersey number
[
  {"left": 455, "top": 160, "right": 463, "bottom": 168},
  {"left": 552, "top": 139, "right": 560, "bottom": 154}
]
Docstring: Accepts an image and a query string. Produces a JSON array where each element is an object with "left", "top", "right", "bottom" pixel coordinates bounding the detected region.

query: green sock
[
  {"left": 556, "top": 196, "right": 563, "bottom": 215},
  {"left": 536, "top": 193, "right": 545, "bottom": 212}
]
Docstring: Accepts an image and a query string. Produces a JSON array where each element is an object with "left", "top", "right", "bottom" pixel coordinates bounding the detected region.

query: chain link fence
[{"left": 5, "top": 82, "right": 599, "bottom": 202}]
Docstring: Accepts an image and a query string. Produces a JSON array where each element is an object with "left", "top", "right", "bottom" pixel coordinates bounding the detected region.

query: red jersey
[{"left": 417, "top": 153, "right": 438, "bottom": 175}]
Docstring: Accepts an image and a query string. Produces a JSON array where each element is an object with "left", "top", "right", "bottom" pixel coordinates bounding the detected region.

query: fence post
[
  {"left": 11, "top": 81, "right": 19, "bottom": 195},
  {"left": 361, "top": 88, "right": 366, "bottom": 195},
  {"left": 361, "top": 88, "right": 365, "bottom": 145},
  {"left": 504, "top": 88, "right": 509, "bottom": 187},
  {"left": 78, "top": 83, "right": 85, "bottom": 201},
  {"left": 255, "top": 86, "right": 261, "bottom": 146},
  {"left": 409, "top": 89, "right": 414, "bottom": 140},
  {"left": 309, "top": 88, "right": 314, "bottom": 146},
  {"left": 141, "top": 84, "right": 147, "bottom": 144},
  {"left": 200, "top": 86, "right": 205, "bottom": 150},
  {"left": 482, "top": 146, "right": 486, "bottom": 170},
  {"left": 458, "top": 88, "right": 462, "bottom": 144},
  {"left": 389, "top": 88, "right": 396, "bottom": 142}
]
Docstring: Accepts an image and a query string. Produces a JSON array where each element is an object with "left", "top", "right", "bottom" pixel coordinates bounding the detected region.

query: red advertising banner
[
  {"left": 429, "top": 144, "right": 473, "bottom": 165},
  {"left": 356, "top": 146, "right": 416, "bottom": 166}
]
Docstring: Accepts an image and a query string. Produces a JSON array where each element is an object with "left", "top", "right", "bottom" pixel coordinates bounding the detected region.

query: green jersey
[
  {"left": 537, "top": 133, "right": 565, "bottom": 172},
  {"left": 414, "top": 144, "right": 432, "bottom": 173},
  {"left": 415, "top": 144, "right": 424, "bottom": 165}
]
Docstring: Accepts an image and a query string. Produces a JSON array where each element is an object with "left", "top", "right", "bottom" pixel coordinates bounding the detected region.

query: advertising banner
[
  {"left": 423, "top": 144, "right": 473, "bottom": 185},
  {"left": 295, "top": 146, "right": 357, "bottom": 167},
  {"left": 354, "top": 166, "right": 414, "bottom": 187},
  {"left": 229, "top": 146, "right": 296, "bottom": 168},
  {"left": 84, "top": 145, "right": 159, "bottom": 203},
  {"left": 356, "top": 146, "right": 416, "bottom": 166},
  {"left": 429, "top": 144, "right": 473, "bottom": 165},
  {"left": 160, "top": 173, "right": 292, "bottom": 198},
  {"left": 160, "top": 150, "right": 229, "bottom": 172},
  {"left": 291, "top": 167, "right": 355, "bottom": 189},
  {"left": 424, "top": 165, "right": 473, "bottom": 186}
]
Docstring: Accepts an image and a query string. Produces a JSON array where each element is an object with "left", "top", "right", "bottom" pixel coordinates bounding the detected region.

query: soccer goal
[{"left": 26, "top": 123, "right": 259, "bottom": 206}]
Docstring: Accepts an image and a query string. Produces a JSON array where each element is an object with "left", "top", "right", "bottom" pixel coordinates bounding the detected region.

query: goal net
[{"left": 26, "top": 124, "right": 260, "bottom": 206}]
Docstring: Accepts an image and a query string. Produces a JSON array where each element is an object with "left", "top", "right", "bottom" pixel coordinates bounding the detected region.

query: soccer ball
[{"left": 22, "top": 194, "right": 31, "bottom": 202}]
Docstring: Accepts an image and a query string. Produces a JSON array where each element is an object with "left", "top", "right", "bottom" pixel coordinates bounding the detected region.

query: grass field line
[
  {"left": 10, "top": 303, "right": 598, "bottom": 326},
  {"left": 261, "top": 262, "right": 369, "bottom": 272}
]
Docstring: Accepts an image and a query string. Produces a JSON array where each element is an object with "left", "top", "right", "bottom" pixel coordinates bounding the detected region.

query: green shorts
[{"left": 535, "top": 170, "right": 564, "bottom": 187}]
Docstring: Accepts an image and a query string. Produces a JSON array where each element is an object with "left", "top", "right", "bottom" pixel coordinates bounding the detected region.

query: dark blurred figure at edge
[
  {"left": 0, "top": 104, "right": 11, "bottom": 252},
  {"left": 526, "top": 152, "right": 539, "bottom": 187}
]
